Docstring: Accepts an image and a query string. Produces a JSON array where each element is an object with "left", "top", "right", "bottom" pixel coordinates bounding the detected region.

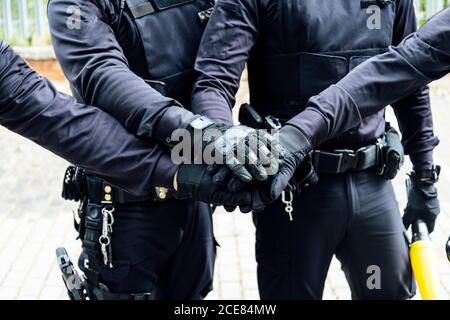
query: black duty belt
[
  {"left": 85, "top": 174, "right": 172, "bottom": 205},
  {"left": 311, "top": 142, "right": 383, "bottom": 174},
  {"left": 238, "top": 104, "right": 391, "bottom": 176}
]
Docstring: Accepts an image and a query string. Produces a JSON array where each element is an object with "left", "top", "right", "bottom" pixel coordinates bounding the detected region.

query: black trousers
[
  {"left": 253, "top": 171, "right": 415, "bottom": 300},
  {"left": 79, "top": 199, "right": 215, "bottom": 299}
]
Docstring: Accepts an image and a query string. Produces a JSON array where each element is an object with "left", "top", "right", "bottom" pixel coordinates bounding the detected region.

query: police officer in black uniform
[
  {"left": 268, "top": 7, "right": 449, "bottom": 247},
  {"left": 290, "top": 7, "right": 450, "bottom": 146},
  {"left": 1, "top": 38, "right": 258, "bottom": 300},
  {"left": 47, "top": 0, "right": 279, "bottom": 300},
  {"left": 192, "top": 0, "right": 440, "bottom": 299}
]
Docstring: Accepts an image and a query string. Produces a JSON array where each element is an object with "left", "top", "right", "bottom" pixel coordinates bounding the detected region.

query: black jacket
[{"left": 47, "top": 0, "right": 213, "bottom": 187}]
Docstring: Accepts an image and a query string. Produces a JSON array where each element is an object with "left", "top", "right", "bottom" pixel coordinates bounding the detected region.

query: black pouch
[
  {"left": 292, "top": 158, "right": 319, "bottom": 194},
  {"left": 238, "top": 103, "right": 266, "bottom": 129},
  {"left": 379, "top": 123, "right": 404, "bottom": 180}
]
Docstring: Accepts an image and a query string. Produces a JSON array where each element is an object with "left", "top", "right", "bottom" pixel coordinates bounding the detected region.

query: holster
[
  {"left": 377, "top": 123, "right": 404, "bottom": 180},
  {"left": 292, "top": 156, "right": 319, "bottom": 194}
]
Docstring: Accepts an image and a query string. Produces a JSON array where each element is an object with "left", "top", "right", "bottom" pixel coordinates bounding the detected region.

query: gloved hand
[
  {"left": 225, "top": 124, "right": 312, "bottom": 214},
  {"left": 186, "top": 116, "right": 281, "bottom": 184},
  {"left": 221, "top": 179, "right": 273, "bottom": 213},
  {"left": 174, "top": 164, "right": 253, "bottom": 207},
  {"left": 403, "top": 165, "right": 440, "bottom": 234},
  {"left": 380, "top": 124, "right": 404, "bottom": 180},
  {"left": 264, "top": 124, "right": 312, "bottom": 202}
]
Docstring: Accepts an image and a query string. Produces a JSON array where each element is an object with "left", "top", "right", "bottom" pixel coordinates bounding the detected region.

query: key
[
  {"left": 99, "top": 234, "right": 111, "bottom": 266},
  {"left": 100, "top": 211, "right": 109, "bottom": 266},
  {"left": 101, "top": 241, "right": 108, "bottom": 266},
  {"left": 99, "top": 206, "right": 115, "bottom": 266},
  {"left": 281, "top": 190, "right": 294, "bottom": 221}
]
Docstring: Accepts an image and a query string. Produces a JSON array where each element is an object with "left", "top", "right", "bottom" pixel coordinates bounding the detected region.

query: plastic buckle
[
  {"left": 334, "top": 149, "right": 358, "bottom": 172},
  {"left": 313, "top": 151, "right": 340, "bottom": 174},
  {"left": 414, "top": 164, "right": 441, "bottom": 183},
  {"left": 431, "top": 164, "right": 441, "bottom": 183}
]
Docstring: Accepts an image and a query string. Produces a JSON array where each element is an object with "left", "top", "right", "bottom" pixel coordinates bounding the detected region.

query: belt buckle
[
  {"left": 334, "top": 149, "right": 358, "bottom": 172},
  {"left": 313, "top": 149, "right": 357, "bottom": 174}
]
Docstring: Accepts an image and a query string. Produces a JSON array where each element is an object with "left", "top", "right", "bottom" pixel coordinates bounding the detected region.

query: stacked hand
[
  {"left": 187, "top": 116, "right": 282, "bottom": 182},
  {"left": 172, "top": 116, "right": 312, "bottom": 211}
]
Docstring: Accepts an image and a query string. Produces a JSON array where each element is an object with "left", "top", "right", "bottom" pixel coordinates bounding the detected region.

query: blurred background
[{"left": 0, "top": 0, "right": 449, "bottom": 300}]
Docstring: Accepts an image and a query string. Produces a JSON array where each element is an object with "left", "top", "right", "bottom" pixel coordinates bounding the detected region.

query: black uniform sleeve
[
  {"left": 390, "top": 0, "right": 439, "bottom": 169},
  {"left": 0, "top": 41, "right": 177, "bottom": 195},
  {"left": 287, "top": 8, "right": 450, "bottom": 149},
  {"left": 47, "top": 0, "right": 196, "bottom": 142},
  {"left": 192, "top": 0, "right": 262, "bottom": 124}
]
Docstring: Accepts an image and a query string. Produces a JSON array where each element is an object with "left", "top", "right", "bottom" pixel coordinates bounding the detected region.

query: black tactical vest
[
  {"left": 125, "top": 0, "right": 214, "bottom": 107},
  {"left": 248, "top": 0, "right": 396, "bottom": 146}
]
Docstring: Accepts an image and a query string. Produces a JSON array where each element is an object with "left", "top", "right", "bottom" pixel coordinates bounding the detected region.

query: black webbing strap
[
  {"left": 312, "top": 143, "right": 382, "bottom": 174},
  {"left": 81, "top": 202, "right": 103, "bottom": 294},
  {"left": 85, "top": 174, "right": 168, "bottom": 204}
]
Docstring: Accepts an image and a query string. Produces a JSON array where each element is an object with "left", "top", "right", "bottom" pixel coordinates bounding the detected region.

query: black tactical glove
[
  {"left": 265, "top": 125, "right": 312, "bottom": 201},
  {"left": 403, "top": 165, "right": 440, "bottom": 234},
  {"left": 175, "top": 164, "right": 253, "bottom": 207},
  {"left": 204, "top": 124, "right": 311, "bottom": 214},
  {"left": 229, "top": 124, "right": 311, "bottom": 214},
  {"left": 185, "top": 116, "right": 281, "bottom": 183},
  {"left": 379, "top": 124, "right": 404, "bottom": 180}
]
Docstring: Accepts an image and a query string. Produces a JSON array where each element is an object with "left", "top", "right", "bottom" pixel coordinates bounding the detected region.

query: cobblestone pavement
[{"left": 0, "top": 76, "right": 449, "bottom": 300}]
